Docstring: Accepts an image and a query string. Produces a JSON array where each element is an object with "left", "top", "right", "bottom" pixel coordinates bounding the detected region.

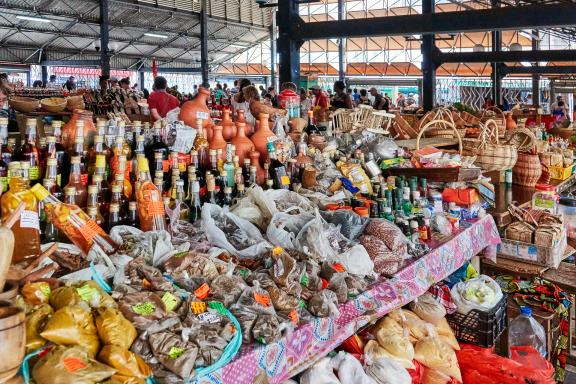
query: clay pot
[
  {"left": 0, "top": 301, "right": 25, "bottom": 383},
  {"left": 249, "top": 151, "right": 266, "bottom": 186},
  {"left": 180, "top": 87, "right": 214, "bottom": 139},
  {"left": 236, "top": 109, "right": 253, "bottom": 137},
  {"left": 505, "top": 112, "right": 517, "bottom": 131},
  {"left": 209, "top": 125, "right": 227, "bottom": 157},
  {"left": 62, "top": 109, "right": 96, "bottom": 151},
  {"left": 221, "top": 109, "right": 236, "bottom": 141},
  {"left": 251, "top": 113, "right": 275, "bottom": 164},
  {"left": 230, "top": 122, "right": 254, "bottom": 164}
]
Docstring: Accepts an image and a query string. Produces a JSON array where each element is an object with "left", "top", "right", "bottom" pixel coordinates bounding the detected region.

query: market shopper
[
  {"left": 119, "top": 78, "right": 131, "bottom": 90},
  {"left": 310, "top": 85, "right": 329, "bottom": 128},
  {"left": 352, "top": 88, "right": 361, "bottom": 106},
  {"left": 63, "top": 76, "right": 76, "bottom": 91},
  {"left": 147, "top": 76, "right": 180, "bottom": 122},
  {"left": 369, "top": 87, "right": 388, "bottom": 111},
  {"left": 231, "top": 78, "right": 255, "bottom": 124},
  {"left": 331, "top": 80, "right": 353, "bottom": 110},
  {"left": 359, "top": 89, "right": 371, "bottom": 105},
  {"left": 397, "top": 93, "right": 406, "bottom": 109},
  {"left": 300, "top": 87, "right": 312, "bottom": 118},
  {"left": 46, "top": 75, "right": 59, "bottom": 89}
]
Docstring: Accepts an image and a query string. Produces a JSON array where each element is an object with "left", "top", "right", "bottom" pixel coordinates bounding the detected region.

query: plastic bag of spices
[
  {"left": 359, "top": 235, "right": 405, "bottom": 276},
  {"left": 148, "top": 331, "right": 199, "bottom": 378},
  {"left": 25, "top": 303, "right": 53, "bottom": 352},
  {"left": 267, "top": 210, "right": 315, "bottom": 250},
  {"left": 21, "top": 281, "right": 52, "bottom": 305},
  {"left": 95, "top": 307, "right": 137, "bottom": 349},
  {"left": 40, "top": 305, "right": 100, "bottom": 356},
  {"left": 321, "top": 209, "right": 369, "bottom": 241},
  {"left": 229, "top": 304, "right": 259, "bottom": 344},
  {"left": 164, "top": 252, "right": 220, "bottom": 282},
  {"left": 98, "top": 344, "right": 153, "bottom": 381},
  {"left": 308, "top": 289, "right": 340, "bottom": 318},
  {"left": 117, "top": 291, "right": 170, "bottom": 331},
  {"left": 210, "top": 273, "right": 248, "bottom": 307},
  {"left": 33, "top": 346, "right": 116, "bottom": 384}
]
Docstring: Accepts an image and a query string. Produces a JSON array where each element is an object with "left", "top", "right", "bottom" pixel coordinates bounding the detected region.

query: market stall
[{"left": 0, "top": 91, "right": 573, "bottom": 384}]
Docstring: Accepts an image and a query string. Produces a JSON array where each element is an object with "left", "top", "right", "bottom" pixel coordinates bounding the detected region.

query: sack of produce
[
  {"left": 300, "top": 356, "right": 341, "bottom": 384},
  {"left": 364, "top": 340, "right": 415, "bottom": 370},
  {"left": 409, "top": 293, "right": 447, "bottom": 325},
  {"left": 364, "top": 219, "right": 409, "bottom": 251},
  {"left": 50, "top": 286, "right": 86, "bottom": 310},
  {"left": 117, "top": 292, "right": 170, "bottom": 330},
  {"left": 32, "top": 346, "right": 116, "bottom": 384},
  {"left": 229, "top": 304, "right": 259, "bottom": 344},
  {"left": 201, "top": 203, "right": 271, "bottom": 258},
  {"left": 75, "top": 280, "right": 117, "bottom": 309},
  {"left": 435, "top": 318, "right": 460, "bottom": 350},
  {"left": 267, "top": 210, "right": 314, "bottom": 250},
  {"left": 388, "top": 309, "right": 430, "bottom": 343},
  {"left": 21, "top": 281, "right": 51, "bottom": 305},
  {"left": 95, "top": 307, "right": 137, "bottom": 349},
  {"left": 210, "top": 273, "right": 248, "bottom": 307},
  {"left": 332, "top": 351, "right": 377, "bottom": 384},
  {"left": 364, "top": 354, "right": 412, "bottom": 384},
  {"left": 359, "top": 234, "right": 405, "bottom": 276},
  {"left": 25, "top": 303, "right": 53, "bottom": 352},
  {"left": 414, "top": 330, "right": 462, "bottom": 382},
  {"left": 450, "top": 275, "right": 503, "bottom": 314},
  {"left": 252, "top": 313, "right": 281, "bottom": 344},
  {"left": 40, "top": 305, "right": 100, "bottom": 356},
  {"left": 163, "top": 252, "right": 221, "bottom": 282},
  {"left": 320, "top": 209, "right": 368, "bottom": 241},
  {"left": 308, "top": 289, "right": 340, "bottom": 317},
  {"left": 98, "top": 344, "right": 152, "bottom": 380},
  {"left": 377, "top": 333, "right": 415, "bottom": 363}
]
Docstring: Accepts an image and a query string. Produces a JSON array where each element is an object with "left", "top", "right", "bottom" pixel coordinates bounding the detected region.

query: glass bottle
[
  {"left": 86, "top": 206, "right": 104, "bottom": 229},
  {"left": 1, "top": 165, "right": 41, "bottom": 263},
  {"left": 223, "top": 144, "right": 236, "bottom": 188},
  {"left": 114, "top": 157, "right": 132, "bottom": 201},
  {"left": 0, "top": 142, "right": 6, "bottom": 193},
  {"left": 249, "top": 166, "right": 258, "bottom": 187},
  {"left": 235, "top": 183, "right": 246, "bottom": 200},
  {"left": 110, "top": 184, "right": 127, "bottom": 221},
  {"left": 72, "top": 137, "right": 88, "bottom": 186},
  {"left": 40, "top": 178, "right": 58, "bottom": 243},
  {"left": 264, "top": 179, "right": 274, "bottom": 190},
  {"left": 127, "top": 201, "right": 138, "bottom": 227},
  {"left": 242, "top": 158, "right": 251, "bottom": 187},
  {"left": 131, "top": 135, "right": 145, "bottom": 182},
  {"left": 193, "top": 118, "right": 209, "bottom": 169},
  {"left": 234, "top": 168, "right": 244, "bottom": 192},
  {"left": 267, "top": 140, "right": 289, "bottom": 189},
  {"left": 402, "top": 192, "right": 413, "bottom": 217},
  {"left": 52, "top": 121, "right": 70, "bottom": 187},
  {"left": 305, "top": 109, "right": 319, "bottom": 135},
  {"left": 135, "top": 155, "right": 166, "bottom": 232},
  {"left": 154, "top": 171, "right": 164, "bottom": 193},
  {"left": 209, "top": 149, "right": 218, "bottom": 176},
  {"left": 66, "top": 156, "right": 88, "bottom": 208},
  {"left": 163, "top": 196, "right": 171, "bottom": 227},
  {"left": 222, "top": 186, "right": 233, "bottom": 206},
  {"left": 0, "top": 117, "right": 11, "bottom": 166},
  {"left": 188, "top": 180, "right": 201, "bottom": 222},
  {"left": 88, "top": 135, "right": 104, "bottom": 177},
  {"left": 145, "top": 127, "right": 169, "bottom": 173},
  {"left": 86, "top": 184, "right": 100, "bottom": 210},
  {"left": 108, "top": 202, "right": 122, "bottom": 229},
  {"left": 45, "top": 158, "right": 63, "bottom": 200},
  {"left": 205, "top": 177, "right": 218, "bottom": 205},
  {"left": 31, "top": 184, "right": 119, "bottom": 255},
  {"left": 170, "top": 179, "right": 189, "bottom": 220},
  {"left": 21, "top": 119, "right": 41, "bottom": 185},
  {"left": 109, "top": 136, "right": 125, "bottom": 182}
]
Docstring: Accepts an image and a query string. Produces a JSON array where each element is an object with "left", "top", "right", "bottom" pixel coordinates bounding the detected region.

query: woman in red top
[{"left": 147, "top": 76, "right": 180, "bottom": 122}]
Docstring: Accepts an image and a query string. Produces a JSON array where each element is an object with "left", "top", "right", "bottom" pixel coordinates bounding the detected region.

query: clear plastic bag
[
  {"left": 266, "top": 209, "right": 314, "bottom": 250},
  {"left": 300, "top": 357, "right": 341, "bottom": 384},
  {"left": 321, "top": 209, "right": 369, "bottom": 240},
  {"left": 332, "top": 351, "right": 377, "bottom": 384},
  {"left": 201, "top": 203, "right": 272, "bottom": 259}
]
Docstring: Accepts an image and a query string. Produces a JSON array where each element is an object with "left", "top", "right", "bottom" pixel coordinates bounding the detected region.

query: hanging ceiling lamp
[
  {"left": 472, "top": 43, "right": 485, "bottom": 52},
  {"left": 509, "top": 42, "right": 523, "bottom": 51}
]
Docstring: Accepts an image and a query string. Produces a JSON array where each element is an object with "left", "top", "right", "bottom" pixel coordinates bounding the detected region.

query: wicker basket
[
  {"left": 8, "top": 96, "right": 39, "bottom": 113},
  {"left": 462, "top": 119, "right": 518, "bottom": 172},
  {"left": 66, "top": 95, "right": 85, "bottom": 111},
  {"left": 419, "top": 108, "right": 457, "bottom": 138},
  {"left": 40, "top": 97, "right": 67, "bottom": 113},
  {"left": 416, "top": 119, "right": 462, "bottom": 155},
  {"left": 513, "top": 152, "right": 542, "bottom": 187},
  {"left": 481, "top": 106, "right": 506, "bottom": 137},
  {"left": 505, "top": 128, "right": 537, "bottom": 152}
]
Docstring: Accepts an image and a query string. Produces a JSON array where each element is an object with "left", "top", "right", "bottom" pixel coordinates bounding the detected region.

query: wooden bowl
[
  {"left": 8, "top": 97, "right": 39, "bottom": 113},
  {"left": 41, "top": 97, "right": 67, "bottom": 113}
]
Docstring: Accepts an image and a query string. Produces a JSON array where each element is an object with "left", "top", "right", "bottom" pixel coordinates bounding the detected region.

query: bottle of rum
[
  {"left": 135, "top": 155, "right": 166, "bottom": 232},
  {"left": 65, "top": 156, "right": 88, "bottom": 208},
  {"left": 21, "top": 119, "right": 41, "bottom": 185}
]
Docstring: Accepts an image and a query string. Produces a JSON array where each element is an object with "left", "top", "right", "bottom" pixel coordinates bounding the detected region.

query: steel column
[
  {"left": 270, "top": 9, "right": 277, "bottom": 90},
  {"left": 139, "top": 71, "right": 145, "bottom": 90},
  {"left": 531, "top": 30, "right": 540, "bottom": 106},
  {"left": 277, "top": 0, "right": 302, "bottom": 85},
  {"left": 295, "top": 3, "right": 576, "bottom": 40},
  {"left": 421, "top": 0, "right": 436, "bottom": 112},
  {"left": 100, "top": 0, "right": 111, "bottom": 78},
  {"left": 490, "top": 0, "right": 501, "bottom": 105},
  {"left": 41, "top": 65, "right": 48, "bottom": 85},
  {"left": 200, "top": 0, "right": 209, "bottom": 88},
  {"left": 338, "top": 0, "right": 345, "bottom": 82}
]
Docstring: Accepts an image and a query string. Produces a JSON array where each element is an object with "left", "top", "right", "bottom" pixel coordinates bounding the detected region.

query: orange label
[
  {"left": 148, "top": 200, "right": 165, "bottom": 216},
  {"left": 288, "top": 310, "right": 299, "bottom": 325},
  {"left": 80, "top": 173, "right": 88, "bottom": 186},
  {"left": 142, "top": 278, "right": 152, "bottom": 290},
  {"left": 331, "top": 263, "right": 346, "bottom": 273},
  {"left": 78, "top": 219, "right": 102, "bottom": 242},
  {"left": 63, "top": 357, "right": 87, "bottom": 373},
  {"left": 254, "top": 292, "right": 270, "bottom": 307},
  {"left": 162, "top": 160, "right": 170, "bottom": 173},
  {"left": 321, "top": 278, "right": 329, "bottom": 289},
  {"left": 194, "top": 283, "right": 210, "bottom": 299}
]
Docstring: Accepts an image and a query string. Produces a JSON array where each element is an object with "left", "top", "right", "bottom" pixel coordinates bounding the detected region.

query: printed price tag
[
  {"left": 78, "top": 219, "right": 102, "bottom": 242},
  {"left": 132, "top": 301, "right": 156, "bottom": 316},
  {"left": 63, "top": 357, "right": 87, "bottom": 373},
  {"left": 28, "top": 166, "right": 40, "bottom": 180},
  {"left": 190, "top": 301, "right": 207, "bottom": 314},
  {"left": 76, "top": 285, "right": 98, "bottom": 302},
  {"left": 196, "top": 111, "right": 210, "bottom": 120},
  {"left": 194, "top": 283, "right": 210, "bottom": 299},
  {"left": 20, "top": 210, "right": 40, "bottom": 230},
  {"left": 254, "top": 292, "right": 270, "bottom": 307},
  {"left": 168, "top": 346, "right": 186, "bottom": 359},
  {"left": 288, "top": 310, "right": 299, "bottom": 325},
  {"left": 281, "top": 175, "right": 290, "bottom": 186},
  {"left": 161, "top": 292, "right": 178, "bottom": 311},
  {"left": 331, "top": 263, "right": 346, "bottom": 273},
  {"left": 196, "top": 311, "right": 220, "bottom": 324}
]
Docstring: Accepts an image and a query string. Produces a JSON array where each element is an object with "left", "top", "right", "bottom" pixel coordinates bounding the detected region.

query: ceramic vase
[
  {"left": 230, "top": 122, "right": 254, "bottom": 164},
  {"left": 250, "top": 113, "right": 275, "bottom": 164},
  {"left": 180, "top": 87, "right": 213, "bottom": 140}
]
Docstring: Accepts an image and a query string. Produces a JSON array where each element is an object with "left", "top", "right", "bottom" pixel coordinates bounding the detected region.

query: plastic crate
[
  {"left": 446, "top": 294, "right": 507, "bottom": 348},
  {"left": 549, "top": 164, "right": 574, "bottom": 180}
]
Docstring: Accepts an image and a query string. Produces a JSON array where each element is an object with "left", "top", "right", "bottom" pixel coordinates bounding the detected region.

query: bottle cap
[
  {"left": 64, "top": 186, "right": 76, "bottom": 195},
  {"left": 20, "top": 162, "right": 30, "bottom": 170},
  {"left": 92, "top": 174, "right": 103, "bottom": 183},
  {"left": 244, "top": 158, "right": 251, "bottom": 165},
  {"left": 71, "top": 156, "right": 81, "bottom": 164},
  {"left": 42, "top": 178, "right": 54, "bottom": 188},
  {"left": 209, "top": 149, "right": 217, "bottom": 155},
  {"left": 190, "top": 150, "right": 198, "bottom": 156},
  {"left": 94, "top": 135, "right": 103, "bottom": 143},
  {"left": 111, "top": 185, "right": 122, "bottom": 193},
  {"left": 87, "top": 206, "right": 97, "bottom": 215},
  {"left": 109, "top": 203, "right": 120, "bottom": 212},
  {"left": 266, "top": 179, "right": 273, "bottom": 186},
  {"left": 163, "top": 196, "right": 171, "bottom": 205},
  {"left": 154, "top": 152, "right": 163, "bottom": 159},
  {"left": 237, "top": 183, "right": 245, "bottom": 191},
  {"left": 224, "top": 186, "right": 232, "bottom": 194},
  {"left": 30, "top": 184, "right": 50, "bottom": 201},
  {"left": 188, "top": 166, "right": 196, "bottom": 174},
  {"left": 115, "top": 136, "right": 124, "bottom": 144},
  {"left": 8, "top": 161, "right": 20, "bottom": 170},
  {"left": 176, "top": 179, "right": 184, "bottom": 186},
  {"left": 220, "top": 170, "right": 227, "bottom": 177},
  {"left": 46, "top": 136, "right": 56, "bottom": 143},
  {"left": 520, "top": 306, "right": 532, "bottom": 316},
  {"left": 115, "top": 173, "right": 124, "bottom": 181},
  {"left": 154, "top": 170, "right": 164, "bottom": 178},
  {"left": 129, "top": 201, "right": 137, "bottom": 210},
  {"left": 137, "top": 135, "right": 145, "bottom": 142},
  {"left": 410, "top": 220, "right": 419, "bottom": 229},
  {"left": 191, "top": 181, "right": 200, "bottom": 193},
  {"left": 87, "top": 185, "right": 98, "bottom": 194},
  {"left": 74, "top": 137, "right": 84, "bottom": 144}
]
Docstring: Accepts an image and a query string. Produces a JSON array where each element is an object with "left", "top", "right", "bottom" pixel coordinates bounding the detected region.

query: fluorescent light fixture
[
  {"left": 144, "top": 32, "right": 168, "bottom": 39},
  {"left": 16, "top": 15, "right": 52, "bottom": 23},
  {"left": 229, "top": 43, "right": 247, "bottom": 49}
]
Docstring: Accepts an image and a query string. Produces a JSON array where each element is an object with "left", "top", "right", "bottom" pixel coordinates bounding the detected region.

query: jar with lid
[
  {"left": 559, "top": 197, "right": 576, "bottom": 239},
  {"left": 531, "top": 184, "right": 558, "bottom": 213}
]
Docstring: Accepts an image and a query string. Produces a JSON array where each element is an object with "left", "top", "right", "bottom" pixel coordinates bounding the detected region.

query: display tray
[
  {"left": 197, "top": 215, "right": 501, "bottom": 384},
  {"left": 384, "top": 166, "right": 482, "bottom": 182}
]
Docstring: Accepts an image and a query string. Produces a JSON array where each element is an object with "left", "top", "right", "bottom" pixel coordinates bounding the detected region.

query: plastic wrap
[
  {"left": 300, "top": 357, "right": 341, "bottom": 384},
  {"left": 95, "top": 307, "right": 138, "bottom": 349},
  {"left": 267, "top": 210, "right": 314, "bottom": 250},
  {"left": 332, "top": 351, "right": 377, "bottom": 384},
  {"left": 25, "top": 303, "right": 53, "bottom": 352},
  {"left": 409, "top": 293, "right": 447, "bottom": 325},
  {"left": 320, "top": 209, "right": 369, "bottom": 240},
  {"left": 364, "top": 355, "right": 412, "bottom": 384},
  {"left": 98, "top": 345, "right": 153, "bottom": 380},
  {"left": 148, "top": 331, "right": 199, "bottom": 378}
]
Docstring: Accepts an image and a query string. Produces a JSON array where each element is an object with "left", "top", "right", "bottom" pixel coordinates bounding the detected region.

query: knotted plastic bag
[
  {"left": 95, "top": 307, "right": 137, "bottom": 349},
  {"left": 98, "top": 344, "right": 153, "bottom": 380},
  {"left": 414, "top": 327, "right": 462, "bottom": 382},
  {"left": 25, "top": 303, "right": 53, "bottom": 352},
  {"left": 409, "top": 293, "right": 447, "bottom": 325}
]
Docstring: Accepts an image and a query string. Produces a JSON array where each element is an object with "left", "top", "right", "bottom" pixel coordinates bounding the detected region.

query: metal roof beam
[
  {"left": 434, "top": 49, "right": 576, "bottom": 63},
  {"left": 294, "top": 3, "right": 576, "bottom": 40},
  {"left": 502, "top": 65, "right": 576, "bottom": 75}
]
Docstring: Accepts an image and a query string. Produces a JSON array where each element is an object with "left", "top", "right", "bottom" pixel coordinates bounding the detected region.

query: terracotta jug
[
  {"left": 505, "top": 112, "right": 517, "bottom": 131},
  {"left": 251, "top": 113, "right": 275, "bottom": 164},
  {"left": 180, "top": 87, "right": 214, "bottom": 139},
  {"left": 209, "top": 125, "right": 227, "bottom": 157},
  {"left": 62, "top": 109, "right": 97, "bottom": 151},
  {"left": 249, "top": 150, "right": 266, "bottom": 186},
  {"left": 230, "top": 122, "right": 254, "bottom": 164},
  {"left": 221, "top": 109, "right": 236, "bottom": 141},
  {"left": 236, "top": 109, "right": 253, "bottom": 137}
]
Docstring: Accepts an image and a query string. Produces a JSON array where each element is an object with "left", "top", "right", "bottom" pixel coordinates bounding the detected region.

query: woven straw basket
[
  {"left": 416, "top": 119, "right": 463, "bottom": 155},
  {"left": 462, "top": 119, "right": 517, "bottom": 172}
]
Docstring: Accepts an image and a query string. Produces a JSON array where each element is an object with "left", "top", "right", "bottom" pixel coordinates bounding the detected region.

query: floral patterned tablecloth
[{"left": 197, "top": 215, "right": 501, "bottom": 384}]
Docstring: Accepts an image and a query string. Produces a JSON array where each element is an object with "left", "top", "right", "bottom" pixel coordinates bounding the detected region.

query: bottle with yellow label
[
  {"left": 1, "top": 162, "right": 41, "bottom": 263},
  {"left": 135, "top": 155, "right": 166, "bottom": 232},
  {"left": 31, "top": 184, "right": 118, "bottom": 255}
]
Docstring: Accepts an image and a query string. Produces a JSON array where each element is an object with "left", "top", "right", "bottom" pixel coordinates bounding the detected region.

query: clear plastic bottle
[{"left": 508, "top": 306, "right": 547, "bottom": 360}]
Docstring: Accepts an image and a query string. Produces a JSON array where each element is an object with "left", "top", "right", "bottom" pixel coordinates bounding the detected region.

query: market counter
[{"left": 199, "top": 215, "right": 501, "bottom": 384}]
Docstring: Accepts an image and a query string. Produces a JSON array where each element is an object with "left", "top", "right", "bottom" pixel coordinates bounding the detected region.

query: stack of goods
[
  {"left": 500, "top": 204, "right": 566, "bottom": 268},
  {"left": 0, "top": 88, "right": 508, "bottom": 383},
  {"left": 82, "top": 89, "right": 143, "bottom": 116},
  {"left": 540, "top": 145, "right": 574, "bottom": 181}
]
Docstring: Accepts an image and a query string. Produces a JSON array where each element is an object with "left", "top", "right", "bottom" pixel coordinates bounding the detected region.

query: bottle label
[
  {"left": 20, "top": 210, "right": 39, "bottom": 230},
  {"left": 29, "top": 166, "right": 40, "bottom": 180},
  {"left": 162, "top": 160, "right": 170, "bottom": 173},
  {"left": 80, "top": 173, "right": 88, "bottom": 186},
  {"left": 63, "top": 357, "right": 87, "bottom": 373},
  {"left": 196, "top": 111, "right": 209, "bottom": 120},
  {"left": 78, "top": 219, "right": 102, "bottom": 242},
  {"left": 56, "top": 173, "right": 61, "bottom": 187},
  {"left": 254, "top": 292, "right": 270, "bottom": 307},
  {"left": 0, "top": 176, "right": 6, "bottom": 192}
]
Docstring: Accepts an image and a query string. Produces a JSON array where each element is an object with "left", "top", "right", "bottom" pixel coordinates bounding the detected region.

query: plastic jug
[{"left": 508, "top": 306, "right": 547, "bottom": 361}]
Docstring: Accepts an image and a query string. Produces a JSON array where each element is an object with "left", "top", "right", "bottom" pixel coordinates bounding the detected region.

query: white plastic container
[{"left": 559, "top": 197, "right": 576, "bottom": 239}]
